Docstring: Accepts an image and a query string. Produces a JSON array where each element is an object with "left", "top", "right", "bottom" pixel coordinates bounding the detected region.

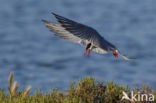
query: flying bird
[{"left": 42, "top": 13, "right": 132, "bottom": 60}]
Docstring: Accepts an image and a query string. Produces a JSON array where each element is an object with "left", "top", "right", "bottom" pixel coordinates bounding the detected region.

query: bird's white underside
[{"left": 44, "top": 22, "right": 108, "bottom": 54}]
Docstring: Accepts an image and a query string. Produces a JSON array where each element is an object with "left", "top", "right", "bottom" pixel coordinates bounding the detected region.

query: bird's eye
[{"left": 113, "top": 49, "right": 118, "bottom": 57}]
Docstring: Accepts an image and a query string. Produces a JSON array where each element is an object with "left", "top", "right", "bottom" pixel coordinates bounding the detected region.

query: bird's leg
[
  {"left": 88, "top": 49, "right": 91, "bottom": 57},
  {"left": 84, "top": 49, "right": 88, "bottom": 55}
]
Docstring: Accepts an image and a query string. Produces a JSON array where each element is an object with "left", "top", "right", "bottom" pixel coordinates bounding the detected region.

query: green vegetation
[{"left": 0, "top": 72, "right": 155, "bottom": 103}]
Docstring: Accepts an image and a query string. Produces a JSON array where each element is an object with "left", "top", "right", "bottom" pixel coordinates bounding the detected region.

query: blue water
[{"left": 0, "top": 0, "right": 156, "bottom": 92}]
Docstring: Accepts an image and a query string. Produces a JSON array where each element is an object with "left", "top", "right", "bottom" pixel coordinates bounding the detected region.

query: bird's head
[
  {"left": 112, "top": 48, "right": 134, "bottom": 60},
  {"left": 113, "top": 49, "right": 118, "bottom": 57}
]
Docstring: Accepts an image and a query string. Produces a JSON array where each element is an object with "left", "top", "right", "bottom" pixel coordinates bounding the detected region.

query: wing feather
[{"left": 42, "top": 20, "right": 82, "bottom": 44}]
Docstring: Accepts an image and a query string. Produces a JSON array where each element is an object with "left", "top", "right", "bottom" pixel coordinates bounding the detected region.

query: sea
[{"left": 0, "top": 0, "right": 156, "bottom": 92}]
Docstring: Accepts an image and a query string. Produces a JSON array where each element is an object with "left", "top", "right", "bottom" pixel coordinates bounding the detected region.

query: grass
[{"left": 0, "top": 72, "right": 155, "bottom": 103}]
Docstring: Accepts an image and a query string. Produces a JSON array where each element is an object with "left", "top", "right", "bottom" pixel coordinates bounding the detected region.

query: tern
[{"left": 42, "top": 13, "right": 132, "bottom": 60}]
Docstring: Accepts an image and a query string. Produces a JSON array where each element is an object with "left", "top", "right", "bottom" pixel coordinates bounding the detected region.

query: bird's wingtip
[
  {"left": 41, "top": 19, "right": 48, "bottom": 23},
  {"left": 41, "top": 19, "right": 46, "bottom": 22},
  {"left": 51, "top": 12, "right": 57, "bottom": 16}
]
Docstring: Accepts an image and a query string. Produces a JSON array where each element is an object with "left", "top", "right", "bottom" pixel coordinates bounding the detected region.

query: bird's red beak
[{"left": 113, "top": 49, "right": 118, "bottom": 57}]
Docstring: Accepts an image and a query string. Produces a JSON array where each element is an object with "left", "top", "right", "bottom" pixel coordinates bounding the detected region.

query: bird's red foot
[
  {"left": 88, "top": 49, "right": 91, "bottom": 57},
  {"left": 84, "top": 49, "right": 88, "bottom": 55},
  {"left": 84, "top": 49, "right": 91, "bottom": 57}
]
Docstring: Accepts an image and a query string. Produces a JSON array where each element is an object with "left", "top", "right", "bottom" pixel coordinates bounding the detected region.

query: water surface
[{"left": 0, "top": 0, "right": 156, "bottom": 92}]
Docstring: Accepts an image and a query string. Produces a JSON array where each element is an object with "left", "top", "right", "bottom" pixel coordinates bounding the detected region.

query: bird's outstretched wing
[
  {"left": 52, "top": 13, "right": 113, "bottom": 48},
  {"left": 51, "top": 13, "right": 102, "bottom": 45},
  {"left": 42, "top": 20, "right": 82, "bottom": 44}
]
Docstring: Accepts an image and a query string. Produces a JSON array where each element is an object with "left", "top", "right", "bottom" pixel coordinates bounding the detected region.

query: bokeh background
[{"left": 0, "top": 0, "right": 156, "bottom": 92}]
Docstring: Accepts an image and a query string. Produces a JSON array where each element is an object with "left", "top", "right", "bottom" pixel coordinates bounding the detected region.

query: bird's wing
[
  {"left": 42, "top": 13, "right": 116, "bottom": 53},
  {"left": 42, "top": 20, "right": 83, "bottom": 44},
  {"left": 51, "top": 13, "right": 104, "bottom": 47}
]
